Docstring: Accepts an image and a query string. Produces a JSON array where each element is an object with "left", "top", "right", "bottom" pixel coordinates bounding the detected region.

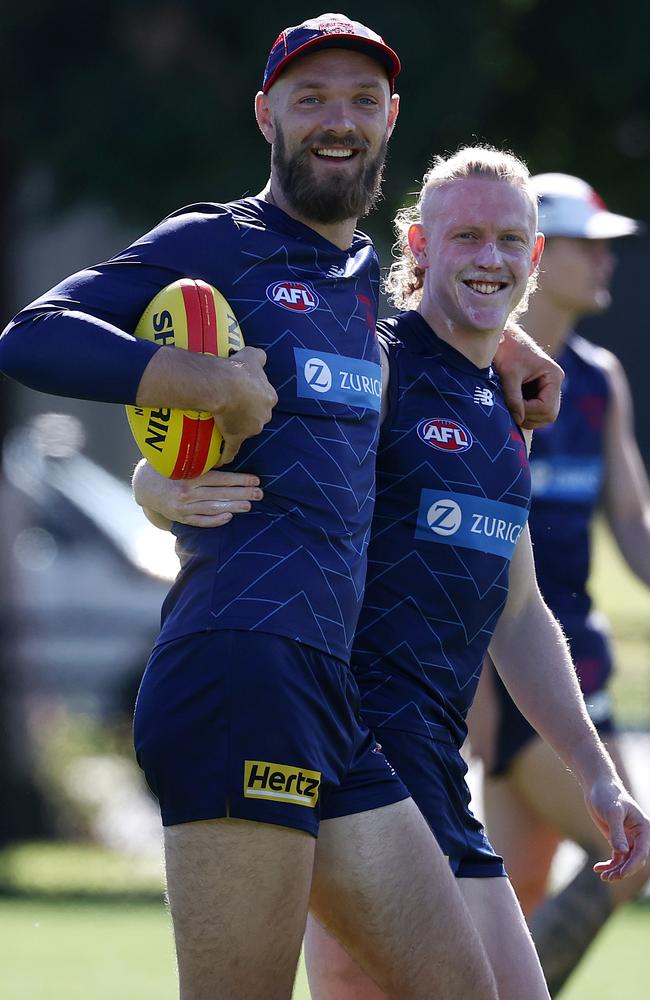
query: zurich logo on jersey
[
  {"left": 417, "top": 417, "right": 472, "bottom": 453},
  {"left": 426, "top": 499, "right": 463, "bottom": 535},
  {"left": 266, "top": 280, "right": 319, "bottom": 313},
  {"left": 303, "top": 357, "right": 333, "bottom": 393},
  {"left": 416, "top": 489, "right": 528, "bottom": 559},
  {"left": 294, "top": 348, "right": 382, "bottom": 411}
]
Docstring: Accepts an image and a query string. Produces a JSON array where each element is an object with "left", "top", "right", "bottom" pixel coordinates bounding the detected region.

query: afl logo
[
  {"left": 417, "top": 417, "right": 472, "bottom": 453},
  {"left": 304, "top": 357, "right": 332, "bottom": 393},
  {"left": 267, "top": 281, "right": 319, "bottom": 313},
  {"left": 427, "top": 499, "right": 462, "bottom": 536}
]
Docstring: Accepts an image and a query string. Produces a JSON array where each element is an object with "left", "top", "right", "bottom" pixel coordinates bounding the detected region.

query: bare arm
[
  {"left": 0, "top": 210, "right": 278, "bottom": 466},
  {"left": 466, "top": 430, "right": 530, "bottom": 770},
  {"left": 488, "top": 524, "right": 650, "bottom": 880},
  {"left": 600, "top": 351, "right": 650, "bottom": 585},
  {"left": 493, "top": 323, "right": 564, "bottom": 430},
  {"left": 132, "top": 459, "right": 263, "bottom": 531}
]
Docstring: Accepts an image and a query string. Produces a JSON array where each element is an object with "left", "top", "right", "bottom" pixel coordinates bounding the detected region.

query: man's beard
[{"left": 272, "top": 124, "right": 388, "bottom": 225}]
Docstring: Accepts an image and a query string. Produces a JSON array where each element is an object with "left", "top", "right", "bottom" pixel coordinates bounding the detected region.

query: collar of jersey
[
  {"left": 239, "top": 196, "right": 374, "bottom": 255},
  {"left": 399, "top": 310, "right": 494, "bottom": 378}
]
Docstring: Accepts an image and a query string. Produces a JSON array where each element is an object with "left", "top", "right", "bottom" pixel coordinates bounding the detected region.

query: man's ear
[
  {"left": 530, "top": 232, "right": 545, "bottom": 273},
  {"left": 408, "top": 222, "right": 429, "bottom": 267},
  {"left": 386, "top": 93, "right": 400, "bottom": 138},
  {"left": 255, "top": 91, "right": 275, "bottom": 145}
]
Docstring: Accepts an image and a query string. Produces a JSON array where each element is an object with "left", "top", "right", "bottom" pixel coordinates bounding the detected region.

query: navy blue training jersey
[
  {"left": 2, "top": 198, "right": 383, "bottom": 662},
  {"left": 352, "top": 311, "right": 531, "bottom": 747},
  {"left": 528, "top": 333, "right": 613, "bottom": 693}
]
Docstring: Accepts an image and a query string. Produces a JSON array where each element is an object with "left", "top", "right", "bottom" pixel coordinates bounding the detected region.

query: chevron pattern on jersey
[
  {"left": 353, "top": 312, "right": 531, "bottom": 747},
  {"left": 160, "top": 199, "right": 382, "bottom": 662}
]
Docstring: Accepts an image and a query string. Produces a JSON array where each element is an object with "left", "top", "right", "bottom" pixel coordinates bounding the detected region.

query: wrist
[
  {"left": 569, "top": 738, "right": 620, "bottom": 792},
  {"left": 206, "top": 355, "right": 239, "bottom": 419},
  {"left": 136, "top": 348, "right": 225, "bottom": 412}
]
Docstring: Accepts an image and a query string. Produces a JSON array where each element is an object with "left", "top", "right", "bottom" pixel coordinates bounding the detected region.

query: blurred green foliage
[
  {"left": 0, "top": 841, "right": 163, "bottom": 898},
  {"left": 3, "top": 0, "right": 650, "bottom": 241}
]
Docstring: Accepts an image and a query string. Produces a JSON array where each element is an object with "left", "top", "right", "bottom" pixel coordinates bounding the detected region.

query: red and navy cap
[{"left": 262, "top": 12, "right": 401, "bottom": 94}]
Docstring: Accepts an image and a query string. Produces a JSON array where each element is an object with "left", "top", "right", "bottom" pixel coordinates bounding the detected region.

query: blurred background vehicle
[
  {"left": 0, "top": 412, "right": 178, "bottom": 845},
  {"left": 3, "top": 412, "right": 177, "bottom": 713}
]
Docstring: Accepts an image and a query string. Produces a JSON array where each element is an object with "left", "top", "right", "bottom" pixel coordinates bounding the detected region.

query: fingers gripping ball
[{"left": 126, "top": 279, "right": 244, "bottom": 478}]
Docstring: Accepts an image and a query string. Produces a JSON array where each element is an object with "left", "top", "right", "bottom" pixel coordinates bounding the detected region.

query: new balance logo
[{"left": 474, "top": 387, "right": 494, "bottom": 406}]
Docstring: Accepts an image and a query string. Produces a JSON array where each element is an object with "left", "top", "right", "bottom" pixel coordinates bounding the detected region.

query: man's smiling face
[
  {"left": 416, "top": 176, "right": 541, "bottom": 336},
  {"left": 263, "top": 48, "right": 399, "bottom": 224}
]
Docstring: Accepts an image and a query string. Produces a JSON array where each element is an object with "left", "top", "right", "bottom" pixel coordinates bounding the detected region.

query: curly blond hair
[{"left": 384, "top": 145, "right": 539, "bottom": 317}]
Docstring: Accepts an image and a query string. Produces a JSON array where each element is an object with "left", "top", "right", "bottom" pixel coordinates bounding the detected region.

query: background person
[{"left": 469, "top": 172, "right": 650, "bottom": 996}]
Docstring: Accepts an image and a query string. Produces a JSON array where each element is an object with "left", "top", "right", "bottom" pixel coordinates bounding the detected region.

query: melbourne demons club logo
[
  {"left": 417, "top": 417, "right": 472, "bottom": 453},
  {"left": 266, "top": 280, "right": 319, "bottom": 313},
  {"left": 318, "top": 18, "right": 355, "bottom": 34}
]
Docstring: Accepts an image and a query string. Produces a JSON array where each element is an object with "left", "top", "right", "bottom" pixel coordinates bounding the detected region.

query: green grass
[
  {"left": 0, "top": 841, "right": 310, "bottom": 999},
  {"left": 590, "top": 516, "right": 650, "bottom": 728},
  {"left": 0, "top": 898, "right": 176, "bottom": 1000},
  {"left": 560, "top": 902, "right": 650, "bottom": 999},
  {"left": 0, "top": 898, "right": 313, "bottom": 1000},
  {"left": 0, "top": 887, "right": 648, "bottom": 998}
]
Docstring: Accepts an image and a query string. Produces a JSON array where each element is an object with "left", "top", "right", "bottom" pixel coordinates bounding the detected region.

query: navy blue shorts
[
  {"left": 373, "top": 727, "right": 505, "bottom": 878},
  {"left": 133, "top": 630, "right": 410, "bottom": 836},
  {"left": 491, "top": 672, "right": 617, "bottom": 777}
]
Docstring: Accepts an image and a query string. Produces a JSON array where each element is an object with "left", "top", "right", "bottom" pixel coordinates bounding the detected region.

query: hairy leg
[
  {"left": 458, "top": 876, "right": 550, "bottom": 1000},
  {"left": 164, "top": 818, "right": 315, "bottom": 1000},
  {"left": 304, "top": 872, "right": 552, "bottom": 1000},
  {"left": 304, "top": 915, "right": 386, "bottom": 1000},
  {"left": 310, "top": 798, "right": 498, "bottom": 1000}
]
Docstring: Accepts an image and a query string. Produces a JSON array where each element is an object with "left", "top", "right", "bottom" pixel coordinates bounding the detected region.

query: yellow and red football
[{"left": 125, "top": 278, "right": 244, "bottom": 478}]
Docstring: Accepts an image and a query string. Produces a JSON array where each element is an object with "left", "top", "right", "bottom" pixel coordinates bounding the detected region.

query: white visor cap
[{"left": 533, "top": 173, "right": 641, "bottom": 239}]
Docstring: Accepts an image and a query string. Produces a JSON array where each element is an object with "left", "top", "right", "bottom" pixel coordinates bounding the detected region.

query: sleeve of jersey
[{"left": 0, "top": 206, "right": 235, "bottom": 404}]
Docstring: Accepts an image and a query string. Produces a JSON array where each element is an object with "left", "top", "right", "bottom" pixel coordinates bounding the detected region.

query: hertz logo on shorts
[{"left": 243, "top": 760, "right": 321, "bottom": 807}]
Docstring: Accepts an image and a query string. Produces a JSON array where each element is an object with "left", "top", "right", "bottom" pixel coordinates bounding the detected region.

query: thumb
[
  {"left": 218, "top": 435, "right": 242, "bottom": 467},
  {"left": 606, "top": 804, "right": 629, "bottom": 855},
  {"left": 501, "top": 376, "right": 525, "bottom": 426}
]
